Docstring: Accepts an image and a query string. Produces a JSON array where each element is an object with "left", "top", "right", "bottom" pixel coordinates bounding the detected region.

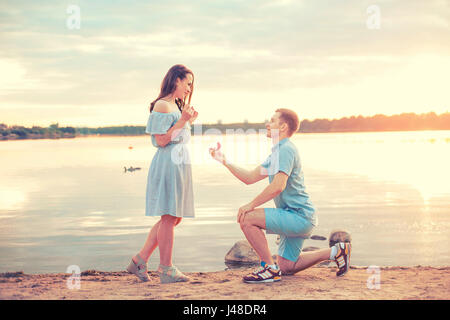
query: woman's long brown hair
[{"left": 149, "top": 64, "right": 194, "bottom": 113}]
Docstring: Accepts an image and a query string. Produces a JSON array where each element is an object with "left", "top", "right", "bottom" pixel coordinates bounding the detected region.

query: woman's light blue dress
[{"left": 145, "top": 111, "right": 195, "bottom": 218}]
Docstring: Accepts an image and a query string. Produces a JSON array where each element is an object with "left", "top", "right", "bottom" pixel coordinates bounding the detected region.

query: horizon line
[{"left": 2, "top": 111, "right": 449, "bottom": 128}]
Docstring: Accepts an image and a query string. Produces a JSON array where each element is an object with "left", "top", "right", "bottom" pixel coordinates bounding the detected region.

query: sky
[{"left": 0, "top": 0, "right": 449, "bottom": 127}]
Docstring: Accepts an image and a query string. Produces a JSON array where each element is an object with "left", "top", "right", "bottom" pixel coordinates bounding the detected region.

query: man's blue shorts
[{"left": 264, "top": 208, "right": 315, "bottom": 262}]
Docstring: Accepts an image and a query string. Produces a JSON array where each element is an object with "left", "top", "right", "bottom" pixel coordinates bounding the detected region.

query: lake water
[{"left": 0, "top": 131, "right": 449, "bottom": 274}]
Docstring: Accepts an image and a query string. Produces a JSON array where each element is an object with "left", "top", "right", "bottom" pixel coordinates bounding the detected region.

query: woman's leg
[
  {"left": 134, "top": 217, "right": 182, "bottom": 264},
  {"left": 134, "top": 219, "right": 161, "bottom": 263},
  {"left": 157, "top": 215, "right": 181, "bottom": 267}
]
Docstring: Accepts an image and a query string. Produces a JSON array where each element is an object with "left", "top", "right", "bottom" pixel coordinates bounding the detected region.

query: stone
[
  {"left": 225, "top": 240, "right": 259, "bottom": 266},
  {"left": 224, "top": 240, "right": 277, "bottom": 268},
  {"left": 310, "top": 235, "right": 327, "bottom": 241},
  {"left": 328, "top": 230, "right": 351, "bottom": 247},
  {"left": 0, "top": 271, "right": 25, "bottom": 278},
  {"left": 81, "top": 270, "right": 102, "bottom": 276},
  {"left": 303, "top": 246, "right": 320, "bottom": 252}
]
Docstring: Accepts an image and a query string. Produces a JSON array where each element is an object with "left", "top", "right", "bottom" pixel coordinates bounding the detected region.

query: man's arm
[
  {"left": 237, "top": 172, "right": 288, "bottom": 222},
  {"left": 210, "top": 149, "right": 268, "bottom": 185},
  {"left": 224, "top": 163, "right": 267, "bottom": 185},
  {"left": 248, "top": 172, "right": 288, "bottom": 208}
]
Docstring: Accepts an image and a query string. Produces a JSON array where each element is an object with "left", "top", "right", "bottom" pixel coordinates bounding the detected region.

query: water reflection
[
  {"left": 298, "top": 131, "right": 450, "bottom": 203},
  {"left": 0, "top": 131, "right": 449, "bottom": 273},
  {"left": 0, "top": 187, "right": 26, "bottom": 211}
]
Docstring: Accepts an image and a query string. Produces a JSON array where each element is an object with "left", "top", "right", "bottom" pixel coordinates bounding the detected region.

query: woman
[{"left": 127, "top": 64, "right": 198, "bottom": 283}]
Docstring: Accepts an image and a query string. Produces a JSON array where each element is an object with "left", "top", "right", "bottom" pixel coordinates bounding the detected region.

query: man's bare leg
[
  {"left": 277, "top": 248, "right": 332, "bottom": 275},
  {"left": 239, "top": 208, "right": 275, "bottom": 265}
]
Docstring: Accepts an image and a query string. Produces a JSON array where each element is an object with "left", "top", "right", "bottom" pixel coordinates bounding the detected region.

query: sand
[{"left": 1, "top": 266, "right": 449, "bottom": 300}]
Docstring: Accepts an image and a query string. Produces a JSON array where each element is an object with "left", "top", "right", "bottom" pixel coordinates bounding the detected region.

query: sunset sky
[{"left": 1, "top": 0, "right": 449, "bottom": 127}]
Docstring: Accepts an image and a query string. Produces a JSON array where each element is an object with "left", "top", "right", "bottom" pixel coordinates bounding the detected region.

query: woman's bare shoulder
[{"left": 153, "top": 100, "right": 175, "bottom": 113}]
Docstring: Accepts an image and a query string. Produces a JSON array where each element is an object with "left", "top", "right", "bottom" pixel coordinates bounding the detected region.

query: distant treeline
[
  {"left": 299, "top": 112, "right": 450, "bottom": 133},
  {"left": 196, "top": 112, "right": 450, "bottom": 134},
  {"left": 0, "top": 123, "right": 77, "bottom": 140},
  {"left": 1, "top": 112, "right": 449, "bottom": 141},
  {"left": 0, "top": 123, "right": 146, "bottom": 140},
  {"left": 76, "top": 126, "right": 145, "bottom": 136}
]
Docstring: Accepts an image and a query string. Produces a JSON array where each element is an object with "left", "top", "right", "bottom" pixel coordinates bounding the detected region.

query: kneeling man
[{"left": 210, "top": 108, "right": 351, "bottom": 283}]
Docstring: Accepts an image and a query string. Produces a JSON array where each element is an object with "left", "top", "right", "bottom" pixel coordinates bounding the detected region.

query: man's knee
[
  {"left": 239, "top": 218, "right": 251, "bottom": 231},
  {"left": 279, "top": 265, "right": 294, "bottom": 275},
  {"left": 277, "top": 256, "right": 296, "bottom": 275},
  {"left": 239, "top": 209, "right": 266, "bottom": 231},
  {"left": 239, "top": 212, "right": 255, "bottom": 229}
]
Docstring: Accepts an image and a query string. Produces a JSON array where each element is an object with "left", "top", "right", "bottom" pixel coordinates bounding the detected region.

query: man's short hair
[{"left": 276, "top": 108, "right": 300, "bottom": 136}]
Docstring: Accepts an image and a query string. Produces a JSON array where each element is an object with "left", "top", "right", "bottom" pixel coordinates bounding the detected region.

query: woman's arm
[
  {"left": 153, "top": 101, "right": 195, "bottom": 147},
  {"left": 154, "top": 120, "right": 187, "bottom": 148}
]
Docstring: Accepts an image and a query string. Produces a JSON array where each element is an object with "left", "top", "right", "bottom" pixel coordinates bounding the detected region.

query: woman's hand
[
  {"left": 189, "top": 110, "right": 199, "bottom": 124},
  {"left": 181, "top": 104, "right": 196, "bottom": 122}
]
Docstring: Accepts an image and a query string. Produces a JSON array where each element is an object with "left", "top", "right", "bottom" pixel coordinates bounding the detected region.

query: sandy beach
[{"left": 1, "top": 266, "right": 448, "bottom": 300}]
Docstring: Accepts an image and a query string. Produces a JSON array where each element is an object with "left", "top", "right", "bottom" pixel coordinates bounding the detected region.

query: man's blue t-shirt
[{"left": 261, "top": 138, "right": 317, "bottom": 226}]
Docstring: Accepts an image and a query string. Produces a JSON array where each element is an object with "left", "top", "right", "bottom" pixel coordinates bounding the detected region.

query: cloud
[{"left": 0, "top": 0, "right": 449, "bottom": 125}]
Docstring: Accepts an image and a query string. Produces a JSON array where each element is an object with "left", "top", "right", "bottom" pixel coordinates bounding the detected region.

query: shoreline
[
  {"left": 0, "top": 133, "right": 141, "bottom": 141},
  {"left": 2, "top": 129, "right": 449, "bottom": 142},
  {"left": 1, "top": 265, "right": 449, "bottom": 300}
]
